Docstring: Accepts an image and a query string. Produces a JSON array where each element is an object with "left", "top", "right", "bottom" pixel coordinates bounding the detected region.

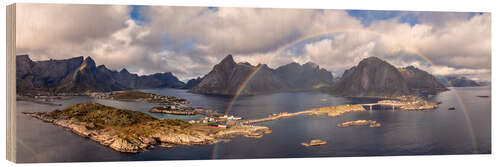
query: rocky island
[
  {"left": 301, "top": 140, "right": 327, "bottom": 146},
  {"left": 24, "top": 103, "right": 270, "bottom": 153},
  {"left": 337, "top": 120, "right": 381, "bottom": 128}
]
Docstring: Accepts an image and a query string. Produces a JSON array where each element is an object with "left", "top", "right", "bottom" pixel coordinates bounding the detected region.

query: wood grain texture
[{"left": 6, "top": 3, "right": 17, "bottom": 163}]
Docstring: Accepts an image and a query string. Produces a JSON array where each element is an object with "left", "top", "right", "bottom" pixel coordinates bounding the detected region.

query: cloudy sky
[{"left": 16, "top": 4, "right": 491, "bottom": 81}]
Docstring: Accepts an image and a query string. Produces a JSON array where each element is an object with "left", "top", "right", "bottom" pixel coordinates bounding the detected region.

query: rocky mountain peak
[
  {"left": 357, "top": 57, "right": 389, "bottom": 68},
  {"left": 120, "top": 68, "right": 130, "bottom": 74},
  {"left": 84, "top": 56, "right": 95, "bottom": 65},
  {"left": 16, "top": 55, "right": 186, "bottom": 93},
  {"left": 71, "top": 56, "right": 84, "bottom": 62},
  {"left": 258, "top": 64, "right": 271, "bottom": 70},
  {"left": 403, "top": 65, "right": 418, "bottom": 70},
  {"left": 332, "top": 56, "right": 446, "bottom": 97},
  {"left": 332, "top": 56, "right": 409, "bottom": 96},
  {"left": 303, "top": 62, "right": 319, "bottom": 69},
  {"left": 97, "top": 65, "right": 107, "bottom": 69},
  {"left": 191, "top": 54, "right": 333, "bottom": 95},
  {"left": 81, "top": 56, "right": 96, "bottom": 71},
  {"left": 220, "top": 54, "right": 236, "bottom": 65}
]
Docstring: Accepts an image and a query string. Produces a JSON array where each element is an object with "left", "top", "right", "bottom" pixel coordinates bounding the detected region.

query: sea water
[{"left": 15, "top": 87, "right": 491, "bottom": 162}]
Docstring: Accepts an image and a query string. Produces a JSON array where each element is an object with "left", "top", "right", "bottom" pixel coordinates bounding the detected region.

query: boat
[{"left": 448, "top": 107, "right": 456, "bottom": 110}]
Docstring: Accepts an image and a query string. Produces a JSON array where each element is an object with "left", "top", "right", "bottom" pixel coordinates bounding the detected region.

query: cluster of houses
[
  {"left": 188, "top": 115, "right": 243, "bottom": 128},
  {"left": 88, "top": 92, "right": 112, "bottom": 99}
]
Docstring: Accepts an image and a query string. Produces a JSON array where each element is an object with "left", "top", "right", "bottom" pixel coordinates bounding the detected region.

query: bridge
[{"left": 361, "top": 102, "right": 405, "bottom": 110}]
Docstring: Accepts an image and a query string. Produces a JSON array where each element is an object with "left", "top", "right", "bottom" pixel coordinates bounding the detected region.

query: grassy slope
[{"left": 46, "top": 103, "right": 192, "bottom": 140}]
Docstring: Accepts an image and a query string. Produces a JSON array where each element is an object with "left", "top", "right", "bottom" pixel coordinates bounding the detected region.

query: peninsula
[{"left": 24, "top": 103, "right": 270, "bottom": 153}]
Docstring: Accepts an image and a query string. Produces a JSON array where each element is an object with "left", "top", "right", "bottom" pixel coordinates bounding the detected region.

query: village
[{"left": 88, "top": 90, "right": 189, "bottom": 105}]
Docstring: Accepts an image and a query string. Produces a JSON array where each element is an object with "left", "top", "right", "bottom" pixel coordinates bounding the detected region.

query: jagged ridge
[
  {"left": 190, "top": 54, "right": 334, "bottom": 96},
  {"left": 16, "top": 55, "right": 185, "bottom": 93}
]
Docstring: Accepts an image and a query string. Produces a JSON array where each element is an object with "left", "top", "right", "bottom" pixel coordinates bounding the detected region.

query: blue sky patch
[
  {"left": 130, "top": 5, "right": 149, "bottom": 25},
  {"left": 347, "top": 10, "right": 420, "bottom": 26}
]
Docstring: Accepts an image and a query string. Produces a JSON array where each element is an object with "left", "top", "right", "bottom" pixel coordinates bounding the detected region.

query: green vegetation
[
  {"left": 47, "top": 103, "right": 156, "bottom": 127},
  {"left": 45, "top": 103, "right": 192, "bottom": 140},
  {"left": 105, "top": 90, "right": 189, "bottom": 104},
  {"left": 110, "top": 90, "right": 152, "bottom": 100}
]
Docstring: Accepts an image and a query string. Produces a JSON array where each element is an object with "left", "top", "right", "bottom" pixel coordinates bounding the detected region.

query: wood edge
[{"left": 6, "top": 3, "right": 17, "bottom": 163}]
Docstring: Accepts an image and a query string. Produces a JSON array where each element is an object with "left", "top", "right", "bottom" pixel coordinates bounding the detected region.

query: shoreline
[
  {"left": 337, "top": 120, "right": 381, "bottom": 128},
  {"left": 21, "top": 91, "right": 441, "bottom": 153},
  {"left": 23, "top": 103, "right": 271, "bottom": 153}
]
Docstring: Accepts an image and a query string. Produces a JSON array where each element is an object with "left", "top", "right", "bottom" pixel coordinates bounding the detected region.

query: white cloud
[
  {"left": 16, "top": 4, "right": 131, "bottom": 60},
  {"left": 15, "top": 4, "right": 491, "bottom": 81}
]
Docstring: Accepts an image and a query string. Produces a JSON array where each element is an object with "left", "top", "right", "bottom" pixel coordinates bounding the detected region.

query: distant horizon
[{"left": 16, "top": 4, "right": 491, "bottom": 81}]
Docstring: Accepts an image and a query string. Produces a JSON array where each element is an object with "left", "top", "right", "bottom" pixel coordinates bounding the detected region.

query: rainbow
[{"left": 212, "top": 28, "right": 478, "bottom": 159}]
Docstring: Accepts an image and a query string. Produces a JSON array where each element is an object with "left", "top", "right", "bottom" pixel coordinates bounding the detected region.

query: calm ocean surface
[{"left": 15, "top": 87, "right": 491, "bottom": 162}]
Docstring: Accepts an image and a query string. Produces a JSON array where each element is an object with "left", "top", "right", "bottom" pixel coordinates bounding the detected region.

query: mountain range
[
  {"left": 331, "top": 57, "right": 448, "bottom": 96},
  {"left": 190, "top": 55, "right": 334, "bottom": 96},
  {"left": 437, "top": 76, "right": 482, "bottom": 87},
  {"left": 17, "top": 54, "right": 458, "bottom": 97},
  {"left": 16, "top": 55, "right": 185, "bottom": 94}
]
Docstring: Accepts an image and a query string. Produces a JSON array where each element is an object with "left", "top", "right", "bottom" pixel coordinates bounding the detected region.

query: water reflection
[{"left": 16, "top": 87, "right": 491, "bottom": 162}]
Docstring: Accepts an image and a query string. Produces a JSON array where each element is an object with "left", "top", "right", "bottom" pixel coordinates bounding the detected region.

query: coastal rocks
[
  {"left": 153, "top": 133, "right": 216, "bottom": 145},
  {"left": 109, "top": 138, "right": 143, "bottom": 153},
  {"left": 24, "top": 111, "right": 217, "bottom": 153},
  {"left": 215, "top": 125, "right": 271, "bottom": 138},
  {"left": 337, "top": 120, "right": 381, "bottom": 128},
  {"left": 398, "top": 101, "right": 438, "bottom": 110},
  {"left": 326, "top": 105, "right": 366, "bottom": 117},
  {"left": 303, "top": 104, "right": 366, "bottom": 117},
  {"left": 301, "top": 140, "right": 327, "bottom": 146},
  {"left": 23, "top": 103, "right": 272, "bottom": 153}
]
